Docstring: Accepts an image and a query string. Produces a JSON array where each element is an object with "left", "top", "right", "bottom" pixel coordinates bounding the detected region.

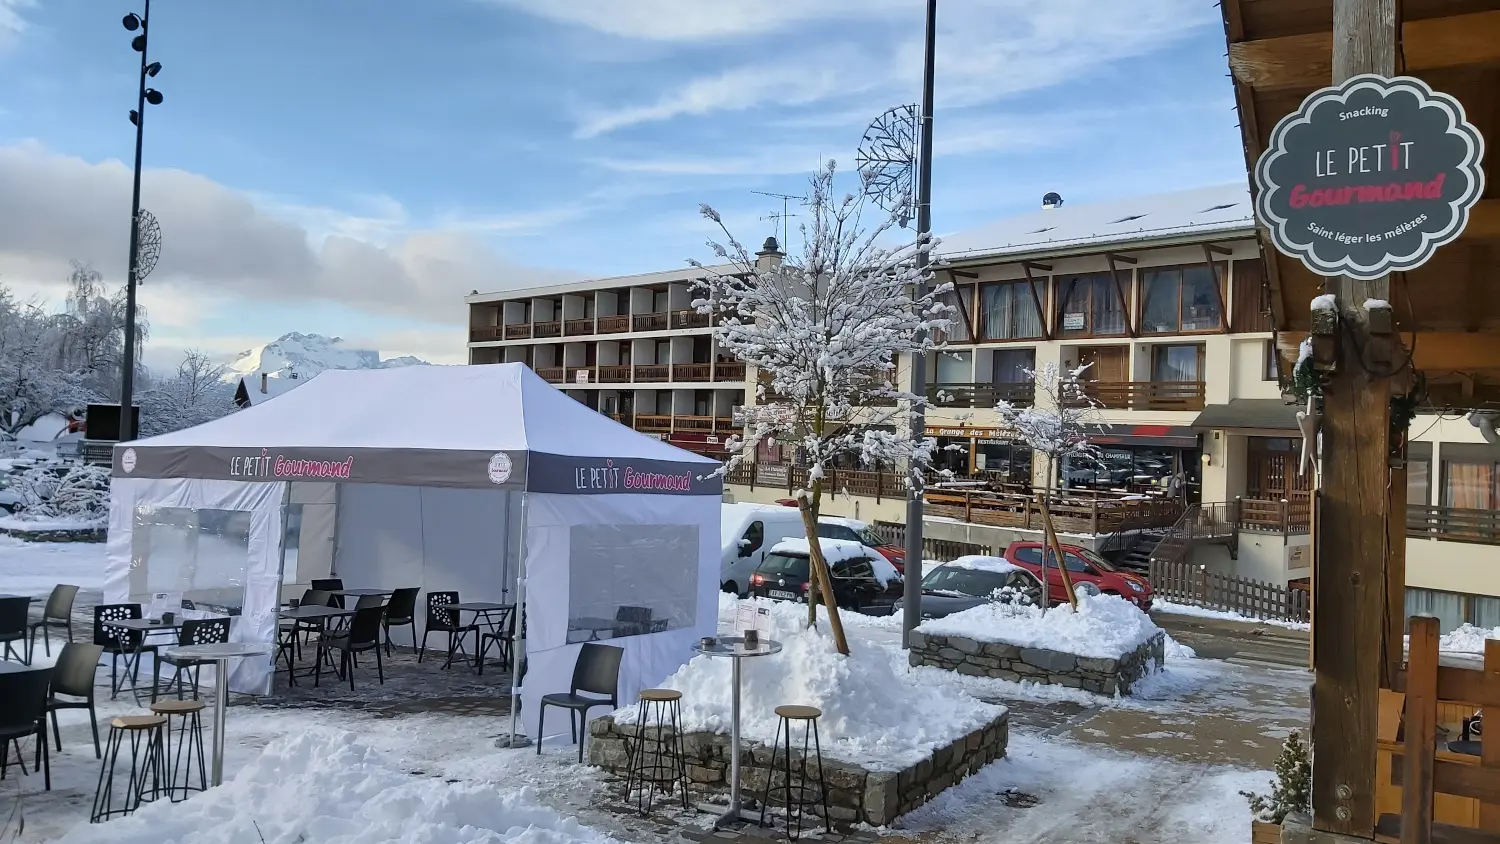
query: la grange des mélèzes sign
[{"left": 1254, "top": 74, "right": 1485, "bottom": 281}]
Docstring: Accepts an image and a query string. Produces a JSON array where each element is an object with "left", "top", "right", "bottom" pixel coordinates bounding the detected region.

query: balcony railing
[
  {"left": 533, "top": 320, "right": 561, "bottom": 338},
  {"left": 673, "top": 363, "right": 712, "bottom": 382},
  {"left": 633, "top": 313, "right": 668, "bottom": 332},
  {"left": 725, "top": 464, "right": 908, "bottom": 503},
  {"left": 565, "top": 366, "right": 595, "bottom": 384},
  {"left": 635, "top": 414, "right": 673, "bottom": 433},
  {"left": 1068, "top": 380, "right": 1206, "bottom": 411},
  {"left": 673, "top": 415, "right": 737, "bottom": 433},
  {"left": 1225, "top": 496, "right": 1312, "bottom": 536},
  {"left": 597, "top": 364, "right": 632, "bottom": 383},
  {"left": 535, "top": 367, "right": 564, "bottom": 383},
  {"left": 469, "top": 326, "right": 504, "bottom": 342},
  {"left": 671, "top": 309, "right": 710, "bottom": 329},
  {"left": 924, "top": 488, "right": 1185, "bottom": 535},
  {"left": 635, "top": 364, "right": 670, "bottom": 383},
  {"left": 716, "top": 362, "right": 746, "bottom": 380},
  {"left": 598, "top": 315, "right": 630, "bottom": 334},
  {"left": 928, "top": 382, "right": 1035, "bottom": 409},
  {"left": 1408, "top": 505, "right": 1500, "bottom": 545},
  {"left": 504, "top": 323, "right": 531, "bottom": 340},
  {"left": 564, "top": 318, "right": 595, "bottom": 337}
]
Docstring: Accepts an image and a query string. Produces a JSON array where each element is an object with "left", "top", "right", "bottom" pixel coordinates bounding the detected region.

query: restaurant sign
[{"left": 1254, "top": 74, "right": 1485, "bottom": 281}]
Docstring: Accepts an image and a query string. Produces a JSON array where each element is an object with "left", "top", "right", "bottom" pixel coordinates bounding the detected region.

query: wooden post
[
  {"left": 1401, "top": 617, "right": 1438, "bottom": 844},
  {"left": 1386, "top": 460, "right": 1407, "bottom": 687}
]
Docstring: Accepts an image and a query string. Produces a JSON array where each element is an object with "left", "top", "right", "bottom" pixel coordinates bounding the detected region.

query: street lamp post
[{"left": 118, "top": 1, "right": 163, "bottom": 442}]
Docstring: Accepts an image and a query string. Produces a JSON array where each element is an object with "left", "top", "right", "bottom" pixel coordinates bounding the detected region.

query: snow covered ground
[
  {"left": 0, "top": 539, "right": 1295, "bottom": 843},
  {"left": 1154, "top": 598, "right": 1311, "bottom": 631}
]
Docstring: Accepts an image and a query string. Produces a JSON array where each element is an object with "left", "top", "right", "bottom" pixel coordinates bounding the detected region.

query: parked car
[
  {"left": 891, "top": 556, "right": 1046, "bottom": 620},
  {"left": 720, "top": 503, "right": 808, "bottom": 596},
  {"left": 816, "top": 516, "right": 906, "bottom": 573},
  {"left": 1000, "top": 541, "right": 1154, "bottom": 610},
  {"left": 749, "top": 538, "right": 901, "bottom": 614}
]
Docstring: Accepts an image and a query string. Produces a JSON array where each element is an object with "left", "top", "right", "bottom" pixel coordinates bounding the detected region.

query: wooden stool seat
[
  {"left": 110, "top": 715, "right": 167, "bottom": 731},
  {"left": 775, "top": 704, "right": 822, "bottom": 720},
  {"left": 639, "top": 688, "right": 682, "bottom": 702},
  {"left": 149, "top": 699, "right": 205, "bottom": 715}
]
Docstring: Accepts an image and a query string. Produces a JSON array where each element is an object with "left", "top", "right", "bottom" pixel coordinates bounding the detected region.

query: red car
[
  {"left": 1000, "top": 541, "right": 1153, "bottom": 611},
  {"left": 816, "top": 517, "right": 907, "bottom": 574}
]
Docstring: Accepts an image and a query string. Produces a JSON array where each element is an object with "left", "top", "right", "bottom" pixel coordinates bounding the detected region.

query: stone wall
[
  {"left": 908, "top": 629, "right": 1165, "bottom": 696},
  {"left": 587, "top": 711, "right": 1008, "bottom": 826}
]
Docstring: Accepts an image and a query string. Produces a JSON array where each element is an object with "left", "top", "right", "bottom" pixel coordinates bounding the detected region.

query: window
[
  {"left": 991, "top": 348, "right": 1035, "bottom": 385},
  {"left": 1062, "top": 552, "right": 1092, "bottom": 574},
  {"left": 1152, "top": 344, "right": 1203, "bottom": 382},
  {"left": 1263, "top": 340, "right": 1280, "bottom": 381},
  {"left": 934, "top": 285, "right": 974, "bottom": 343},
  {"left": 1408, "top": 448, "right": 1431, "bottom": 506},
  {"left": 836, "top": 559, "right": 876, "bottom": 580},
  {"left": 742, "top": 521, "right": 765, "bottom": 555},
  {"left": 816, "top": 523, "right": 861, "bottom": 543},
  {"left": 979, "top": 281, "right": 1044, "bottom": 340},
  {"left": 1141, "top": 265, "right": 1223, "bottom": 333},
  {"left": 1442, "top": 460, "right": 1498, "bottom": 510},
  {"left": 1406, "top": 587, "right": 1467, "bottom": 634},
  {"left": 1056, "top": 273, "right": 1125, "bottom": 336}
]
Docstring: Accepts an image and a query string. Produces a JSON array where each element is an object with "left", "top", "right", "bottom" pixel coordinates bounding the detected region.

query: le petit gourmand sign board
[{"left": 1254, "top": 74, "right": 1484, "bottom": 281}]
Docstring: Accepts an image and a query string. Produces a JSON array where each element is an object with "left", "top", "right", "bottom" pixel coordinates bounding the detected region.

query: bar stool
[
  {"left": 759, "top": 705, "right": 831, "bottom": 840},
  {"left": 622, "top": 689, "right": 689, "bottom": 816},
  {"left": 92, "top": 714, "right": 168, "bottom": 823},
  {"left": 150, "top": 698, "right": 207, "bottom": 801}
]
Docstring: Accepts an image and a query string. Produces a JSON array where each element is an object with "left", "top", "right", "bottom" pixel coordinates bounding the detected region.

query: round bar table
[
  {"left": 691, "top": 636, "right": 782, "bottom": 830},
  {"left": 162, "top": 642, "right": 273, "bottom": 786}
]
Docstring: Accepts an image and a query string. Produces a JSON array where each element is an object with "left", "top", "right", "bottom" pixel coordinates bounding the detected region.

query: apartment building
[{"left": 464, "top": 184, "right": 1499, "bottom": 629}]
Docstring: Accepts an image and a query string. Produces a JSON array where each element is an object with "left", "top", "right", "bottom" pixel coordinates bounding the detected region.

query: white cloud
[
  {"left": 487, "top": 0, "right": 910, "bottom": 42},
  {"left": 0, "top": 0, "right": 34, "bottom": 50},
  {"left": 0, "top": 142, "right": 582, "bottom": 326}
]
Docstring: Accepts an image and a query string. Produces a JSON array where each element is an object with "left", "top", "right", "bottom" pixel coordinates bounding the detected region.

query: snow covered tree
[
  {"left": 691, "top": 161, "right": 950, "bottom": 655},
  {"left": 12, "top": 463, "right": 111, "bottom": 523},
  {"left": 0, "top": 285, "right": 96, "bottom": 437},
  {"left": 1241, "top": 732, "right": 1311, "bottom": 824},
  {"left": 992, "top": 363, "right": 1104, "bottom": 610},
  {"left": 138, "top": 349, "right": 237, "bottom": 436}
]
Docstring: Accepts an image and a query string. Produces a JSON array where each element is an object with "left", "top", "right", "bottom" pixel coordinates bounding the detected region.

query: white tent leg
[{"left": 497, "top": 491, "right": 532, "bottom": 749}]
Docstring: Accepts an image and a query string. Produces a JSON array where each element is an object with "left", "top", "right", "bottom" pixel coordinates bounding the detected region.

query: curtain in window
[
  {"left": 981, "top": 283, "right": 1042, "bottom": 340},
  {"left": 1406, "top": 587, "right": 1466, "bottom": 634},
  {"left": 1141, "top": 270, "right": 1180, "bottom": 333},
  {"left": 1408, "top": 459, "right": 1431, "bottom": 507},
  {"left": 1152, "top": 345, "right": 1200, "bottom": 382},
  {"left": 935, "top": 351, "right": 971, "bottom": 383},
  {"left": 1444, "top": 461, "right": 1496, "bottom": 510},
  {"left": 934, "top": 287, "right": 972, "bottom": 342},
  {"left": 1181, "top": 265, "right": 1222, "bottom": 331},
  {"left": 992, "top": 348, "right": 1035, "bottom": 384},
  {"left": 1092, "top": 276, "right": 1125, "bottom": 334},
  {"left": 1057, "top": 277, "right": 1090, "bottom": 331},
  {"left": 1474, "top": 595, "right": 1500, "bottom": 629}
]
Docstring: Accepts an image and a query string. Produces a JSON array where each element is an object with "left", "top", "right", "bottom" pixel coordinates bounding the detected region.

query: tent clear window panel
[
  {"left": 130, "top": 506, "right": 253, "bottom": 617},
  {"left": 567, "top": 524, "right": 699, "bottom": 643}
]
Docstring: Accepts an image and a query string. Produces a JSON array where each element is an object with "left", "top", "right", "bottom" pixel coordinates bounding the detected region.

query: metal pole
[
  {"left": 118, "top": 0, "right": 151, "bottom": 443},
  {"left": 901, "top": 0, "right": 938, "bottom": 647},
  {"left": 212, "top": 660, "right": 227, "bottom": 785},
  {"left": 499, "top": 490, "right": 532, "bottom": 748}
]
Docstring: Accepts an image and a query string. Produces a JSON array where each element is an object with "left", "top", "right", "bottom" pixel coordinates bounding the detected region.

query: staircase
[
  {"left": 1117, "top": 505, "right": 1198, "bottom": 576},
  {"left": 1116, "top": 529, "right": 1169, "bottom": 574}
]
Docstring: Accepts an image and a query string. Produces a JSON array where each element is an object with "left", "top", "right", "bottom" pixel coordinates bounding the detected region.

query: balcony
[
  {"left": 928, "top": 382, "right": 1035, "bottom": 409},
  {"left": 535, "top": 367, "right": 564, "bottom": 383},
  {"left": 565, "top": 366, "right": 595, "bottom": 384},
  {"left": 1408, "top": 505, "right": 1500, "bottom": 545},
  {"left": 635, "top": 414, "right": 673, "bottom": 433},
  {"left": 598, "top": 315, "right": 630, "bottom": 334},
  {"left": 716, "top": 362, "right": 746, "bottom": 381},
  {"left": 1067, "top": 381, "right": 1206, "bottom": 411},
  {"left": 635, "top": 364, "right": 670, "bottom": 383},
  {"left": 633, "top": 313, "right": 668, "bottom": 332},
  {"left": 534, "top": 320, "right": 561, "bottom": 339},
  {"left": 504, "top": 323, "right": 532, "bottom": 340},
  {"left": 564, "top": 318, "right": 595, "bottom": 337},
  {"left": 924, "top": 488, "right": 1185, "bottom": 535},
  {"left": 597, "top": 364, "right": 632, "bottom": 384},
  {"left": 673, "top": 363, "right": 712, "bottom": 382},
  {"left": 469, "top": 326, "right": 504, "bottom": 342},
  {"left": 671, "top": 309, "right": 710, "bottom": 329},
  {"left": 673, "top": 415, "right": 737, "bottom": 433}
]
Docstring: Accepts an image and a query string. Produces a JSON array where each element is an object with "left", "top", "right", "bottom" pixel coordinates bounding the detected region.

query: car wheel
[{"left": 722, "top": 581, "right": 738, "bottom": 595}]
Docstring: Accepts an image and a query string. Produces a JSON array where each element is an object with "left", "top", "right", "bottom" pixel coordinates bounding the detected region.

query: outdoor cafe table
[
  {"left": 329, "top": 589, "right": 393, "bottom": 599},
  {"left": 0, "top": 594, "right": 36, "bottom": 601},
  {"left": 101, "top": 617, "right": 182, "bottom": 702},
  {"left": 692, "top": 636, "right": 782, "bottom": 830},
  {"left": 162, "top": 642, "right": 273, "bottom": 786},
  {"left": 449, "top": 602, "right": 513, "bottom": 671},
  {"left": 277, "top": 605, "right": 355, "bottom": 684}
]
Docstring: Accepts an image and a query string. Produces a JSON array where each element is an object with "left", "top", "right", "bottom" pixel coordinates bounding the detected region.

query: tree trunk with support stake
[
  {"left": 797, "top": 477, "right": 850, "bottom": 656},
  {"left": 1038, "top": 456, "right": 1079, "bottom": 610}
]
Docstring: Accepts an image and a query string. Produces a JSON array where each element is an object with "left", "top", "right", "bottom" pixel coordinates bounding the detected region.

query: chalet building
[
  {"left": 232, "top": 372, "right": 305, "bottom": 409},
  {"left": 464, "top": 184, "right": 1497, "bottom": 620}
]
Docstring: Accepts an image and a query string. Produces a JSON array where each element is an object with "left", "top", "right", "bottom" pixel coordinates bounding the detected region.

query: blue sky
[{"left": 0, "top": 0, "right": 1247, "bottom": 368}]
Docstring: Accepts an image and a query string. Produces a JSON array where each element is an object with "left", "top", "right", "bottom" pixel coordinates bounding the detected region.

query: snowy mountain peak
[{"left": 222, "top": 332, "right": 431, "bottom": 383}]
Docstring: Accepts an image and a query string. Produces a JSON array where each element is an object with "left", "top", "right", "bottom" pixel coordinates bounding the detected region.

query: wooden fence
[
  {"left": 923, "top": 489, "right": 1183, "bottom": 535},
  {"left": 871, "top": 522, "right": 994, "bottom": 562},
  {"left": 1148, "top": 557, "right": 1310, "bottom": 623}
]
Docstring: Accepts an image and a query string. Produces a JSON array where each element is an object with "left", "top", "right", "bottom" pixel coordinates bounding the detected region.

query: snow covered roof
[
  {"left": 936, "top": 184, "right": 1255, "bottom": 264},
  {"left": 234, "top": 375, "right": 303, "bottom": 407},
  {"left": 817, "top": 515, "right": 869, "bottom": 530},
  {"left": 115, "top": 363, "right": 721, "bottom": 494},
  {"left": 770, "top": 537, "right": 873, "bottom": 564},
  {"left": 938, "top": 555, "right": 1025, "bottom": 576}
]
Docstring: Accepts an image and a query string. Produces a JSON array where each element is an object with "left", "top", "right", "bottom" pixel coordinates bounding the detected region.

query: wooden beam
[
  {"left": 1385, "top": 458, "right": 1407, "bottom": 689},
  {"left": 1204, "top": 244, "right": 1233, "bottom": 257},
  {"left": 1403, "top": 617, "right": 1439, "bottom": 844},
  {"left": 1105, "top": 253, "right": 1137, "bottom": 338},
  {"left": 1311, "top": 2, "right": 1396, "bottom": 838},
  {"left": 1201, "top": 245, "right": 1230, "bottom": 332},
  {"left": 1022, "top": 262, "right": 1053, "bottom": 272},
  {"left": 947, "top": 269, "right": 979, "bottom": 278},
  {"left": 1020, "top": 261, "right": 1052, "bottom": 340},
  {"left": 946, "top": 269, "right": 976, "bottom": 340},
  {"left": 1105, "top": 252, "right": 1137, "bottom": 264},
  {"left": 1229, "top": 10, "right": 1500, "bottom": 90},
  {"left": 1391, "top": 754, "right": 1500, "bottom": 805},
  {"left": 1483, "top": 640, "right": 1500, "bottom": 829},
  {"left": 1465, "top": 246, "right": 1491, "bottom": 333}
]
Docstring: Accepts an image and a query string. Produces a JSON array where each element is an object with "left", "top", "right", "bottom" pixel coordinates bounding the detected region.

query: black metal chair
[
  {"left": 94, "top": 604, "right": 153, "bottom": 697},
  {"left": 478, "top": 606, "right": 516, "bottom": 676},
  {"left": 419, "top": 591, "right": 477, "bottom": 668},
  {"left": 0, "top": 666, "right": 54, "bottom": 790},
  {"left": 47, "top": 642, "right": 105, "bottom": 759},
  {"left": 153, "top": 618, "right": 231, "bottom": 702},
  {"left": 382, "top": 587, "right": 420, "bottom": 654},
  {"left": 0, "top": 596, "right": 28, "bottom": 663},
  {"left": 537, "top": 642, "right": 623, "bottom": 762},
  {"left": 28, "top": 584, "right": 78, "bottom": 659},
  {"left": 311, "top": 578, "right": 345, "bottom": 608},
  {"left": 316, "top": 605, "right": 384, "bottom": 690}
]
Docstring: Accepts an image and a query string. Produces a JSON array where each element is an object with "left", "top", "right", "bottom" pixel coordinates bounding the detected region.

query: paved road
[{"left": 1150, "top": 612, "right": 1310, "bottom": 670}]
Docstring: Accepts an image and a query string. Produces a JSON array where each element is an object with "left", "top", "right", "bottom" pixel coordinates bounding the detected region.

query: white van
[{"left": 720, "top": 502, "right": 807, "bottom": 596}]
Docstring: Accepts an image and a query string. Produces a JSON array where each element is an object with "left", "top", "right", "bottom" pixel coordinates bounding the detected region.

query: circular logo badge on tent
[
  {"left": 121, "top": 448, "right": 138, "bottom": 474},
  {"left": 487, "top": 452, "right": 513, "bottom": 485}
]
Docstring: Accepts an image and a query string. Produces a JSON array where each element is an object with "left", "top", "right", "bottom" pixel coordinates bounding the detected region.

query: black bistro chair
[
  {"left": 537, "top": 642, "right": 623, "bottom": 762},
  {"left": 28, "top": 584, "right": 79, "bottom": 659},
  {"left": 382, "top": 587, "right": 420, "bottom": 655},
  {"left": 478, "top": 606, "right": 516, "bottom": 675},
  {"left": 47, "top": 642, "right": 106, "bottom": 758},
  {"left": 94, "top": 604, "right": 155, "bottom": 695},
  {"left": 316, "top": 605, "right": 384, "bottom": 690},
  {"left": 0, "top": 666, "right": 54, "bottom": 790},
  {"left": 311, "top": 579, "right": 345, "bottom": 609},
  {"left": 0, "top": 597, "right": 29, "bottom": 663},
  {"left": 419, "top": 592, "right": 478, "bottom": 667},
  {"left": 153, "top": 618, "right": 231, "bottom": 702}
]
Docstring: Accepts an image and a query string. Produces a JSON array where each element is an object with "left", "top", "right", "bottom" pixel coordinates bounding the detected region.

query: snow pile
[
  {"left": 58, "top": 730, "right": 622, "bottom": 844},
  {"left": 1311, "top": 293, "right": 1338, "bottom": 312},
  {"left": 918, "top": 593, "right": 1161, "bottom": 659},
  {"left": 1153, "top": 598, "right": 1310, "bottom": 632},
  {"left": 1436, "top": 623, "right": 1500, "bottom": 655},
  {"left": 940, "top": 555, "right": 1025, "bottom": 576},
  {"left": 619, "top": 596, "right": 1002, "bottom": 770}
]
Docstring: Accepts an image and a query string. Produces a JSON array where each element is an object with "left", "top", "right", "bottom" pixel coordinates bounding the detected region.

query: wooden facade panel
[{"left": 1232, "top": 258, "right": 1275, "bottom": 333}]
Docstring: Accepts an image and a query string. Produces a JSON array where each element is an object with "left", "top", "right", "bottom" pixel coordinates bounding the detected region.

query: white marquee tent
[{"left": 106, "top": 363, "right": 722, "bottom": 739}]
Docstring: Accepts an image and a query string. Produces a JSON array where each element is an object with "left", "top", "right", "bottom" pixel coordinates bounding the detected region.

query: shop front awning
[
  {"left": 1082, "top": 424, "right": 1200, "bottom": 449},
  {"left": 1191, "top": 399, "right": 1300, "bottom": 433}
]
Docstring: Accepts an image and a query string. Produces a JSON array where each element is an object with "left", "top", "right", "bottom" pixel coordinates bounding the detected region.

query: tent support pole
[
  {"left": 266, "top": 481, "right": 293, "bottom": 696},
  {"left": 498, "top": 489, "right": 532, "bottom": 749}
]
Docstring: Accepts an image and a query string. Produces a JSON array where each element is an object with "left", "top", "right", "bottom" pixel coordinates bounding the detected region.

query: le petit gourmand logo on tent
[
  {"left": 573, "top": 459, "right": 694, "bottom": 492},
  {"left": 228, "top": 449, "right": 355, "bottom": 480}
]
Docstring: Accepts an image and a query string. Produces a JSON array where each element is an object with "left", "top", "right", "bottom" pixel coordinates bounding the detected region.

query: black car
[
  {"left": 891, "top": 559, "right": 1045, "bottom": 620},
  {"left": 749, "top": 546, "right": 892, "bottom": 613}
]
